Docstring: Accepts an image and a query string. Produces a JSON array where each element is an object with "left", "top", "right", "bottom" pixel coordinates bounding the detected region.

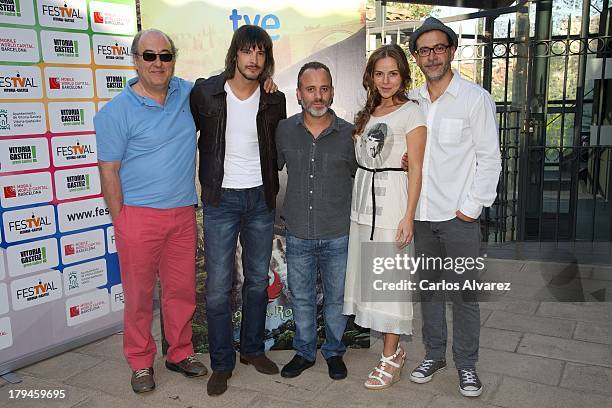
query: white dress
[{"left": 343, "top": 101, "right": 426, "bottom": 335}]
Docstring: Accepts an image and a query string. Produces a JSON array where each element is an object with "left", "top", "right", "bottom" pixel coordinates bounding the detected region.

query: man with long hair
[{"left": 190, "top": 25, "right": 286, "bottom": 396}]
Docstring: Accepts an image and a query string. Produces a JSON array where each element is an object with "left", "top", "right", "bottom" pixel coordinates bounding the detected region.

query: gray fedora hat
[{"left": 409, "top": 17, "right": 458, "bottom": 54}]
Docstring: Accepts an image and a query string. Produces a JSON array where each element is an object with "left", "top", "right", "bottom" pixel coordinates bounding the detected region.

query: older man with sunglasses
[{"left": 94, "top": 29, "right": 208, "bottom": 394}]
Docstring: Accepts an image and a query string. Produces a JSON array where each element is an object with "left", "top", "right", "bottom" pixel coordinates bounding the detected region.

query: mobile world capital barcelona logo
[
  {"left": 0, "top": 0, "right": 21, "bottom": 17},
  {"left": 93, "top": 10, "right": 130, "bottom": 26},
  {"left": 60, "top": 108, "right": 85, "bottom": 126},
  {"left": 8, "top": 145, "right": 37, "bottom": 164},
  {"left": 48, "top": 76, "right": 88, "bottom": 90},
  {"left": 53, "top": 38, "right": 79, "bottom": 57},
  {"left": 0, "top": 35, "right": 35, "bottom": 53},
  {"left": 3, "top": 186, "right": 16, "bottom": 198},
  {"left": 0, "top": 72, "right": 38, "bottom": 94},
  {"left": 64, "top": 238, "right": 99, "bottom": 256},
  {"left": 3, "top": 182, "right": 49, "bottom": 199}
]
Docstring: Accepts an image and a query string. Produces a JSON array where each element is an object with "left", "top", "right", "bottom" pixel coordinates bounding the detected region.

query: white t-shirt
[
  {"left": 222, "top": 82, "right": 263, "bottom": 188},
  {"left": 351, "top": 101, "right": 425, "bottom": 229}
]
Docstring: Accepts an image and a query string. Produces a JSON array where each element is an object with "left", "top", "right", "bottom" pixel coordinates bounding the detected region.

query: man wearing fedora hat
[{"left": 406, "top": 17, "right": 501, "bottom": 397}]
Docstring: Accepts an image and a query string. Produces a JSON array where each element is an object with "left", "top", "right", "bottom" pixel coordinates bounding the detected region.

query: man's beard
[
  {"left": 424, "top": 60, "right": 451, "bottom": 82},
  {"left": 237, "top": 64, "right": 262, "bottom": 81},
  {"left": 300, "top": 99, "right": 331, "bottom": 117}
]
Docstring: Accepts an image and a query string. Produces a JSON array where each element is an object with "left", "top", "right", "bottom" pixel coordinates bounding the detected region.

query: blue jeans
[
  {"left": 285, "top": 233, "right": 349, "bottom": 362},
  {"left": 204, "top": 186, "right": 274, "bottom": 371}
]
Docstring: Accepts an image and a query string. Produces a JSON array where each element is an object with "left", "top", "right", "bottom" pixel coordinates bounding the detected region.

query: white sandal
[{"left": 364, "top": 346, "right": 406, "bottom": 390}]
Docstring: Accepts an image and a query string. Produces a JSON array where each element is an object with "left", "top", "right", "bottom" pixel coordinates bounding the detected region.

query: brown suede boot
[
  {"left": 240, "top": 354, "right": 279, "bottom": 375},
  {"left": 207, "top": 370, "right": 232, "bottom": 396}
]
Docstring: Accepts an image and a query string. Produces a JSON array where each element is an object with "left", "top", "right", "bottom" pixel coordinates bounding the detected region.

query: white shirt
[
  {"left": 351, "top": 101, "right": 426, "bottom": 229},
  {"left": 222, "top": 82, "right": 263, "bottom": 188},
  {"left": 409, "top": 71, "right": 501, "bottom": 221}
]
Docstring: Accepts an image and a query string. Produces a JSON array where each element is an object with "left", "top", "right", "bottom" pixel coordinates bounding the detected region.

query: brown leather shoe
[
  {"left": 165, "top": 354, "right": 208, "bottom": 377},
  {"left": 207, "top": 370, "right": 232, "bottom": 396},
  {"left": 240, "top": 354, "right": 279, "bottom": 375},
  {"left": 131, "top": 367, "right": 155, "bottom": 393}
]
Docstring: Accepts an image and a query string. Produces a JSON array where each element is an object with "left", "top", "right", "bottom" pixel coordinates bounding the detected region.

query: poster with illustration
[{"left": 140, "top": 0, "right": 370, "bottom": 352}]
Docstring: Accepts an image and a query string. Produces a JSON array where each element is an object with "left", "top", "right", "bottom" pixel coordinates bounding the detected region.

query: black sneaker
[
  {"left": 409, "top": 359, "right": 446, "bottom": 383},
  {"left": 458, "top": 368, "right": 483, "bottom": 397}
]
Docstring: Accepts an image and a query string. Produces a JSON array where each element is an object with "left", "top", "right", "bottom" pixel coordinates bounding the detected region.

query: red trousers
[{"left": 114, "top": 205, "right": 196, "bottom": 370}]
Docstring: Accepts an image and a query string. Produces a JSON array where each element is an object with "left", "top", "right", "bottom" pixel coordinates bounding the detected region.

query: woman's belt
[{"left": 357, "top": 164, "right": 405, "bottom": 240}]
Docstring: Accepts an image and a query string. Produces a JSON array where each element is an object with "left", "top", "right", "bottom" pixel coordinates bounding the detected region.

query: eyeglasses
[
  {"left": 135, "top": 52, "right": 174, "bottom": 62},
  {"left": 416, "top": 44, "right": 451, "bottom": 57}
]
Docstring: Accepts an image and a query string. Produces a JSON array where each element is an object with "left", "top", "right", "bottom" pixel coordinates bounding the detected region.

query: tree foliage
[{"left": 367, "top": 0, "right": 435, "bottom": 20}]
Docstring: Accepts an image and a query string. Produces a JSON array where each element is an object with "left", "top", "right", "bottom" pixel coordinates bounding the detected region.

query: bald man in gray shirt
[{"left": 276, "top": 62, "right": 357, "bottom": 381}]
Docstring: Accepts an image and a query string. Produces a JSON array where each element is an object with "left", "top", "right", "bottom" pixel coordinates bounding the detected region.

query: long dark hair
[
  {"left": 224, "top": 25, "right": 274, "bottom": 82},
  {"left": 353, "top": 44, "right": 412, "bottom": 138}
]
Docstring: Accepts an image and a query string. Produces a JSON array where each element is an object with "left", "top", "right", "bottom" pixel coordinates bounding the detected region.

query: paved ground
[{"left": 0, "top": 258, "right": 611, "bottom": 408}]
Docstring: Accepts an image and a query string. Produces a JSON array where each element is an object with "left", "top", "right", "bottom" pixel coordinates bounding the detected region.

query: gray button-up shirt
[{"left": 277, "top": 111, "right": 357, "bottom": 239}]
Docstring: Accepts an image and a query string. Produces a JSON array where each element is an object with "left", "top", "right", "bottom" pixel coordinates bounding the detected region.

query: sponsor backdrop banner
[
  {"left": 0, "top": 0, "right": 136, "bottom": 374},
  {"left": 140, "top": 0, "right": 369, "bottom": 352}
]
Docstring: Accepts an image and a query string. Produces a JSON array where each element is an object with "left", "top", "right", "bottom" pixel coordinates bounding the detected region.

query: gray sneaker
[
  {"left": 409, "top": 359, "right": 446, "bottom": 383},
  {"left": 131, "top": 367, "right": 155, "bottom": 393},
  {"left": 458, "top": 368, "right": 483, "bottom": 397}
]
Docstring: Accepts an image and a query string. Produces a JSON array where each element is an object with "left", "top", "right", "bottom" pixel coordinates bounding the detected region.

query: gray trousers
[{"left": 414, "top": 218, "right": 481, "bottom": 369}]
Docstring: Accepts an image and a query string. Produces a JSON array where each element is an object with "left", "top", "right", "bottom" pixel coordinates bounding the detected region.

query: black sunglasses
[{"left": 136, "top": 52, "right": 174, "bottom": 62}]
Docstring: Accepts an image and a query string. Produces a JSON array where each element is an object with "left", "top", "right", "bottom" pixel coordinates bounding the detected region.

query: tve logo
[{"left": 229, "top": 9, "right": 280, "bottom": 41}]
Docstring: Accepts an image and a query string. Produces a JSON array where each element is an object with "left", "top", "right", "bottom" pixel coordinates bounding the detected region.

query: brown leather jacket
[{"left": 190, "top": 73, "right": 286, "bottom": 209}]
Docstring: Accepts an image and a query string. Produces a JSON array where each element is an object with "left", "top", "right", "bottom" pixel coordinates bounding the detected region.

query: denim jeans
[
  {"left": 285, "top": 233, "right": 349, "bottom": 362},
  {"left": 204, "top": 186, "right": 274, "bottom": 371}
]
